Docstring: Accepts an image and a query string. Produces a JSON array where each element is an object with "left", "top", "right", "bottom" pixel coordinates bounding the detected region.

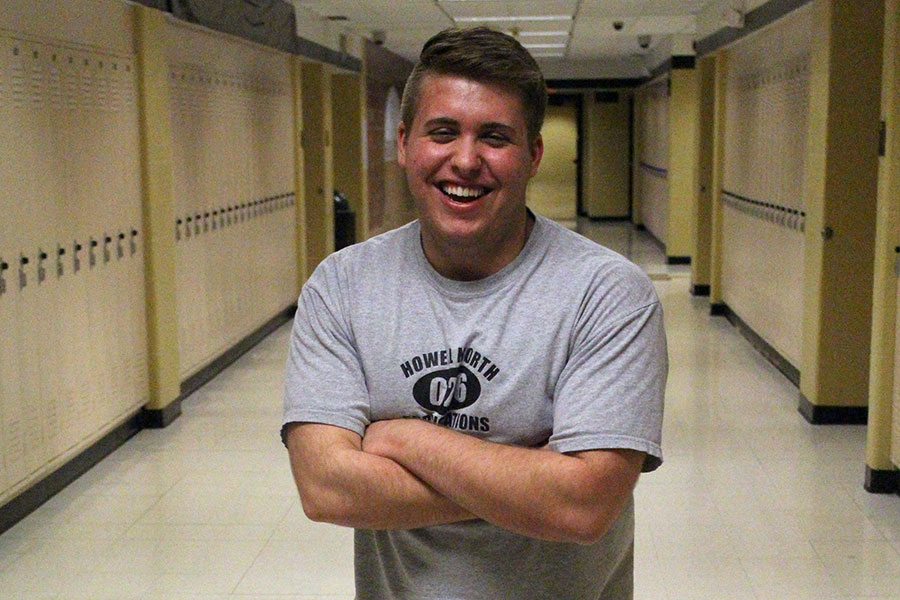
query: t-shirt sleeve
[
  {"left": 281, "top": 261, "right": 370, "bottom": 443},
  {"left": 548, "top": 267, "right": 667, "bottom": 472}
]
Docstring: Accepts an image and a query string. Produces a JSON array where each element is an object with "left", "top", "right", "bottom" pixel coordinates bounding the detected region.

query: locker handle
[
  {"left": 39, "top": 251, "right": 47, "bottom": 260},
  {"left": 75, "top": 243, "right": 82, "bottom": 251},
  {"left": 90, "top": 240, "right": 98, "bottom": 247},
  {"left": 1, "top": 262, "right": 8, "bottom": 270},
  {"left": 21, "top": 256, "right": 29, "bottom": 265},
  {"left": 58, "top": 247, "right": 66, "bottom": 256},
  {"left": 131, "top": 229, "right": 138, "bottom": 236},
  {"left": 118, "top": 232, "right": 125, "bottom": 240},
  {"left": 104, "top": 236, "right": 112, "bottom": 243}
]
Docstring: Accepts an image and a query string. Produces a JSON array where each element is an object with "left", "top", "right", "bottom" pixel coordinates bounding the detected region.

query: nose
[{"left": 450, "top": 137, "right": 482, "bottom": 177}]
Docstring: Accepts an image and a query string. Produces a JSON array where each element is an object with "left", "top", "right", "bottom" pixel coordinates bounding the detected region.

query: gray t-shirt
[{"left": 283, "top": 215, "right": 667, "bottom": 599}]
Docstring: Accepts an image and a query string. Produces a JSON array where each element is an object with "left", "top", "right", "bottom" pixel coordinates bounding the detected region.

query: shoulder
[
  {"left": 536, "top": 217, "right": 658, "bottom": 314},
  {"left": 305, "top": 221, "right": 418, "bottom": 294}
]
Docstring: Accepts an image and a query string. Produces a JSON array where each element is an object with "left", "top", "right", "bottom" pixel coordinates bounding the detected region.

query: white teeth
[{"left": 442, "top": 185, "right": 484, "bottom": 198}]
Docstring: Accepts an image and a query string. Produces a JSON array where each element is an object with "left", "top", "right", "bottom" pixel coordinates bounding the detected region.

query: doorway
[{"left": 526, "top": 94, "right": 581, "bottom": 225}]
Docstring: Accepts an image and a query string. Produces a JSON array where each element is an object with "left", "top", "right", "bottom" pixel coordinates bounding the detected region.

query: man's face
[{"left": 397, "top": 74, "right": 542, "bottom": 256}]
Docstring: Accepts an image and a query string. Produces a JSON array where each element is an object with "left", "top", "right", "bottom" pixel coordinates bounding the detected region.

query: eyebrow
[{"left": 423, "top": 117, "right": 458, "bottom": 129}]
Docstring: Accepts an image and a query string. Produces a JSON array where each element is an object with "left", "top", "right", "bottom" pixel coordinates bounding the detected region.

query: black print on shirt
[
  {"left": 399, "top": 347, "right": 500, "bottom": 430},
  {"left": 412, "top": 365, "right": 481, "bottom": 415}
]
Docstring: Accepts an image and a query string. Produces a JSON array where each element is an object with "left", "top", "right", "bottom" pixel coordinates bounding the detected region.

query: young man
[{"left": 282, "top": 27, "right": 666, "bottom": 600}]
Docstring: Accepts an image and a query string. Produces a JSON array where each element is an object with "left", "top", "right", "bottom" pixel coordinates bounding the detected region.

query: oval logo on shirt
[{"left": 412, "top": 366, "right": 481, "bottom": 415}]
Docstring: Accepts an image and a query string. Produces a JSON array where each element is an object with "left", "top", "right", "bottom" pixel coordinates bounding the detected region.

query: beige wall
[
  {"left": 583, "top": 93, "right": 630, "bottom": 218},
  {"left": 527, "top": 102, "right": 578, "bottom": 221},
  {"left": 635, "top": 79, "right": 669, "bottom": 244}
]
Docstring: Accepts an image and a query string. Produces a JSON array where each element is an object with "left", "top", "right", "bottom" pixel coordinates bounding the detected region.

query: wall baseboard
[
  {"left": 588, "top": 215, "right": 631, "bottom": 222},
  {"left": 715, "top": 302, "right": 800, "bottom": 386},
  {"left": 667, "top": 255, "right": 691, "bottom": 265},
  {"left": 798, "top": 394, "right": 868, "bottom": 425},
  {"left": 0, "top": 304, "right": 296, "bottom": 536},
  {"left": 141, "top": 397, "right": 184, "bottom": 429},
  {"left": 0, "top": 411, "right": 143, "bottom": 536},
  {"left": 690, "top": 284, "right": 711, "bottom": 297},
  {"left": 180, "top": 305, "right": 297, "bottom": 399},
  {"left": 864, "top": 466, "right": 900, "bottom": 494}
]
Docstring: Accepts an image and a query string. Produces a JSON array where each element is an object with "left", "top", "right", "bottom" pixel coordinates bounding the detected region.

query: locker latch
[
  {"left": 103, "top": 235, "right": 112, "bottom": 263},
  {"left": 89, "top": 238, "right": 98, "bottom": 267},
  {"left": 0, "top": 259, "right": 7, "bottom": 295},
  {"left": 73, "top": 241, "right": 82, "bottom": 273},
  {"left": 130, "top": 229, "right": 138, "bottom": 256},
  {"left": 37, "top": 249, "right": 47, "bottom": 283},
  {"left": 19, "top": 254, "right": 28, "bottom": 289},
  {"left": 894, "top": 246, "right": 900, "bottom": 277},
  {"left": 117, "top": 232, "right": 125, "bottom": 259},
  {"left": 57, "top": 245, "right": 65, "bottom": 278}
]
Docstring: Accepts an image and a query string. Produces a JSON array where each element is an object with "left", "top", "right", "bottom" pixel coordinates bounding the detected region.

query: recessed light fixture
[
  {"left": 530, "top": 52, "right": 565, "bottom": 58},
  {"left": 455, "top": 15, "right": 573, "bottom": 23}
]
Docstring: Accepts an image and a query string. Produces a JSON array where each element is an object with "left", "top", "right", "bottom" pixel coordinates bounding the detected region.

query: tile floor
[{"left": 1, "top": 219, "right": 899, "bottom": 599}]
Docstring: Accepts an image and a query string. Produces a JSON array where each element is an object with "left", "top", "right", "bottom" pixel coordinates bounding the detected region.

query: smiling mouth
[{"left": 438, "top": 183, "right": 491, "bottom": 203}]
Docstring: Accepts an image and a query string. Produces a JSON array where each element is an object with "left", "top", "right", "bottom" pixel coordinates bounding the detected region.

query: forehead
[{"left": 413, "top": 74, "right": 528, "bottom": 130}]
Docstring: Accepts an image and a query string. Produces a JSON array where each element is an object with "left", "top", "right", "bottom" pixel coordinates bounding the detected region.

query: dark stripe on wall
[
  {"left": 671, "top": 55, "right": 697, "bottom": 70},
  {"left": 647, "top": 55, "right": 697, "bottom": 82},
  {"left": 865, "top": 467, "right": 900, "bottom": 494},
  {"left": 546, "top": 78, "right": 645, "bottom": 90},
  {"left": 639, "top": 162, "right": 668, "bottom": 178},
  {"left": 712, "top": 302, "right": 800, "bottom": 386},
  {"left": 0, "top": 411, "right": 143, "bottom": 535},
  {"left": 695, "top": 0, "right": 813, "bottom": 57},
  {"left": 798, "top": 394, "right": 868, "bottom": 425},
  {"left": 139, "top": 0, "right": 362, "bottom": 71}
]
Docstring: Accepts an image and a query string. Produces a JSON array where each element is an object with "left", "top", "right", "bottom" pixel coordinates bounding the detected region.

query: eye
[
  {"left": 429, "top": 128, "right": 456, "bottom": 143},
  {"left": 481, "top": 132, "right": 510, "bottom": 147}
]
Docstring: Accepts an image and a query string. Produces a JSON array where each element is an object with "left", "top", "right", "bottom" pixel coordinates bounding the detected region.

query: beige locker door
[
  {"left": 15, "top": 38, "right": 54, "bottom": 480},
  {"left": 57, "top": 44, "right": 94, "bottom": 451},
  {"left": 527, "top": 101, "right": 578, "bottom": 222},
  {"left": 0, "top": 34, "right": 24, "bottom": 492}
]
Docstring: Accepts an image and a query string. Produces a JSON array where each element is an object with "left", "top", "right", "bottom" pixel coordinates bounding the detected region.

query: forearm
[
  {"left": 363, "top": 419, "right": 641, "bottom": 543},
  {"left": 285, "top": 423, "right": 474, "bottom": 530}
]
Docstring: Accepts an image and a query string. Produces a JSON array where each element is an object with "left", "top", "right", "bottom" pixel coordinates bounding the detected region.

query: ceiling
[{"left": 291, "top": 0, "right": 764, "bottom": 79}]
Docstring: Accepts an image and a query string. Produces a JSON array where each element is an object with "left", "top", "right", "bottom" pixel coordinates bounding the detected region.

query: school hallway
[{"left": 0, "top": 219, "right": 896, "bottom": 599}]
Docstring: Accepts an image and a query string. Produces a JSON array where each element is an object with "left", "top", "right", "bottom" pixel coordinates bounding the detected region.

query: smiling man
[{"left": 282, "top": 27, "right": 667, "bottom": 600}]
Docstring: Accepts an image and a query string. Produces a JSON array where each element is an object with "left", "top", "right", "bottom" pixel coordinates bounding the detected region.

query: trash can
[{"left": 334, "top": 190, "right": 355, "bottom": 251}]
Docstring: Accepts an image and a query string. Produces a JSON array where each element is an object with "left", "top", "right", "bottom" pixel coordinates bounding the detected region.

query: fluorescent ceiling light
[
  {"left": 514, "top": 31, "right": 571, "bottom": 37},
  {"left": 522, "top": 43, "right": 567, "bottom": 49},
  {"left": 454, "top": 15, "right": 573, "bottom": 23},
  {"left": 530, "top": 52, "right": 565, "bottom": 58}
]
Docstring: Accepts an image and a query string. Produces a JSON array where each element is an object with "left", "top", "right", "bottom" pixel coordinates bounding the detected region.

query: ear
[
  {"left": 396, "top": 122, "right": 408, "bottom": 167},
  {"left": 528, "top": 133, "right": 543, "bottom": 178}
]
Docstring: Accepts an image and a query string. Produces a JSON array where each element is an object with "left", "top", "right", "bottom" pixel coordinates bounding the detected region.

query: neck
[{"left": 421, "top": 212, "right": 535, "bottom": 281}]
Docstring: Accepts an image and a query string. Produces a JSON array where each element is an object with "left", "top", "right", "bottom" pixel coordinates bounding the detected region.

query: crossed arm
[{"left": 284, "top": 418, "right": 644, "bottom": 544}]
